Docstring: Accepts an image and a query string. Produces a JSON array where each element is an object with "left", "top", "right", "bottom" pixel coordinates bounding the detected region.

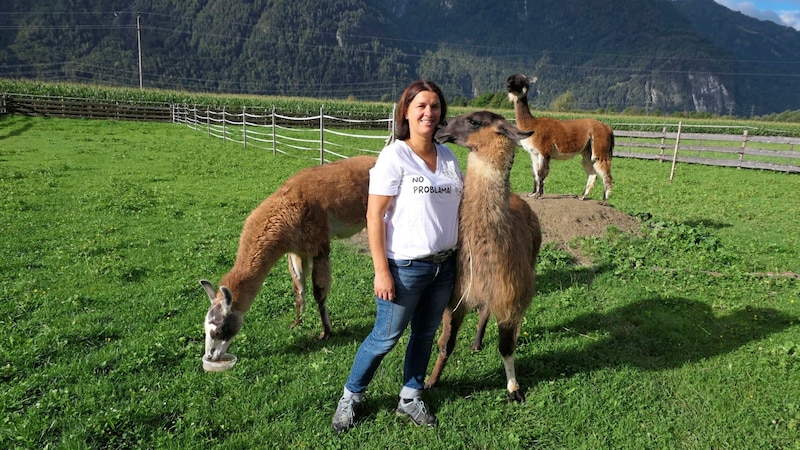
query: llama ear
[
  {"left": 200, "top": 279, "right": 217, "bottom": 303},
  {"left": 498, "top": 122, "right": 534, "bottom": 141},
  {"left": 220, "top": 286, "right": 234, "bottom": 312}
]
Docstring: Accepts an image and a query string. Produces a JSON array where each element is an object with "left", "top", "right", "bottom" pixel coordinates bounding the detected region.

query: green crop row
[{"left": 3, "top": 78, "right": 800, "bottom": 137}]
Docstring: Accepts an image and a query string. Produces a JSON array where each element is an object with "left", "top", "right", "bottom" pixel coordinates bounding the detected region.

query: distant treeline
[
  {"left": 2, "top": 0, "right": 800, "bottom": 116},
  {"left": 2, "top": 80, "right": 800, "bottom": 137}
]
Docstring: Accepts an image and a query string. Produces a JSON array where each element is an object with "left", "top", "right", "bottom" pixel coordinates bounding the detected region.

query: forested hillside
[{"left": 1, "top": 0, "right": 799, "bottom": 116}]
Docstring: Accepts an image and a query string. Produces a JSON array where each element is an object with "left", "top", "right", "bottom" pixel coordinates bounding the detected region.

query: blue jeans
[{"left": 344, "top": 256, "right": 455, "bottom": 400}]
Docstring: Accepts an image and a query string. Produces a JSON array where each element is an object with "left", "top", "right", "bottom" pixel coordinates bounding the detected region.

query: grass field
[{"left": 1, "top": 114, "right": 798, "bottom": 449}]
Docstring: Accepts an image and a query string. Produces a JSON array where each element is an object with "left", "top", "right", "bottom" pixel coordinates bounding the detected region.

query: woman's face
[{"left": 405, "top": 90, "right": 442, "bottom": 140}]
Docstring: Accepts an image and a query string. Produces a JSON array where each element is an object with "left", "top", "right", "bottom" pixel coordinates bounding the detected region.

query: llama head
[
  {"left": 435, "top": 110, "right": 533, "bottom": 152},
  {"left": 200, "top": 279, "right": 243, "bottom": 361},
  {"left": 506, "top": 74, "right": 530, "bottom": 102}
]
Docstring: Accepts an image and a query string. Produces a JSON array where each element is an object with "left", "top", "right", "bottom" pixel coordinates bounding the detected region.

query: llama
[
  {"left": 506, "top": 74, "right": 614, "bottom": 204},
  {"left": 426, "top": 111, "right": 543, "bottom": 402},
  {"left": 200, "top": 155, "right": 376, "bottom": 362}
]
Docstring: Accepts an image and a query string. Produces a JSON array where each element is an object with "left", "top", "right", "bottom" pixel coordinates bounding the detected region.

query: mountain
[
  {"left": 1, "top": 0, "right": 798, "bottom": 116},
  {"left": 672, "top": 0, "right": 800, "bottom": 116}
]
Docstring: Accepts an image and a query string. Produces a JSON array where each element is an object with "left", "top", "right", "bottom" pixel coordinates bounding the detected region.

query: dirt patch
[
  {"left": 346, "top": 193, "right": 639, "bottom": 266},
  {"left": 521, "top": 194, "right": 640, "bottom": 264},
  {"left": 523, "top": 194, "right": 637, "bottom": 242}
]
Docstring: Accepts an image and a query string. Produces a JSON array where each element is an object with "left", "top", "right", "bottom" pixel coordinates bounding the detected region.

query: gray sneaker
[
  {"left": 396, "top": 397, "right": 438, "bottom": 427},
  {"left": 332, "top": 397, "right": 357, "bottom": 434}
]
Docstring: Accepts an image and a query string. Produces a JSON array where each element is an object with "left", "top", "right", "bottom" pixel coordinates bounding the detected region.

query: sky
[{"left": 715, "top": 0, "right": 800, "bottom": 30}]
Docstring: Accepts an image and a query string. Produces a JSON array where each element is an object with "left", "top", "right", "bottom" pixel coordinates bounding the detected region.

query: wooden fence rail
[
  {"left": 3, "top": 93, "right": 800, "bottom": 174},
  {"left": 2, "top": 93, "right": 172, "bottom": 121},
  {"left": 614, "top": 126, "right": 800, "bottom": 174}
]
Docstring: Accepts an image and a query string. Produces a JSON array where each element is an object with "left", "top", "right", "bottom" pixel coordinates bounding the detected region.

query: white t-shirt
[{"left": 369, "top": 140, "right": 464, "bottom": 260}]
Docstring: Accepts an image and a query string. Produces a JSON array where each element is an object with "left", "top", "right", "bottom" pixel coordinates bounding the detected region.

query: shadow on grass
[
  {"left": 280, "top": 323, "right": 376, "bottom": 355},
  {"left": 0, "top": 117, "right": 34, "bottom": 140},
  {"left": 684, "top": 219, "right": 731, "bottom": 230},
  {"left": 430, "top": 296, "right": 796, "bottom": 398},
  {"left": 536, "top": 262, "right": 614, "bottom": 296}
]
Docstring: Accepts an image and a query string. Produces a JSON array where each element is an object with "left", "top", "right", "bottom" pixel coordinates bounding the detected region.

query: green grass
[{"left": 1, "top": 115, "right": 798, "bottom": 449}]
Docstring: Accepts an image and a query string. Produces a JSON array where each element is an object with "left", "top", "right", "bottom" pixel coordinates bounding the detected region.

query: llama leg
[
  {"left": 287, "top": 253, "right": 307, "bottom": 329},
  {"left": 530, "top": 154, "right": 549, "bottom": 199},
  {"left": 425, "top": 305, "right": 466, "bottom": 389},
  {"left": 579, "top": 151, "right": 598, "bottom": 201},
  {"left": 525, "top": 148, "right": 545, "bottom": 198},
  {"left": 311, "top": 252, "right": 333, "bottom": 340},
  {"left": 471, "top": 304, "right": 490, "bottom": 352},
  {"left": 498, "top": 322, "right": 524, "bottom": 402},
  {"left": 594, "top": 159, "right": 613, "bottom": 205}
]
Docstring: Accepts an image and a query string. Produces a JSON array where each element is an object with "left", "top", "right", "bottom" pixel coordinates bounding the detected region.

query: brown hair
[{"left": 395, "top": 80, "right": 448, "bottom": 141}]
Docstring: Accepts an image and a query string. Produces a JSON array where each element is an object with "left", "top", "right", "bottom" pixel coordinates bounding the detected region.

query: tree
[{"left": 551, "top": 90, "right": 576, "bottom": 112}]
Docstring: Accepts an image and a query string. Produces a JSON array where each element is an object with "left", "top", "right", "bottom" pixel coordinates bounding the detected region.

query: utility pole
[{"left": 137, "top": 14, "right": 143, "bottom": 90}]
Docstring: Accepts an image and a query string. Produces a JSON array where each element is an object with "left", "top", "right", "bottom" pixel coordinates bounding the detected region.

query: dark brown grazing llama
[
  {"left": 426, "top": 111, "right": 543, "bottom": 402},
  {"left": 200, "top": 155, "right": 376, "bottom": 362},
  {"left": 507, "top": 74, "right": 614, "bottom": 204}
]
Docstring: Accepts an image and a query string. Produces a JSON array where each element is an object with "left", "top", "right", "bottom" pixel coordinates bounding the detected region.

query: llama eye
[
  {"left": 468, "top": 119, "right": 480, "bottom": 128},
  {"left": 215, "top": 323, "right": 231, "bottom": 340}
]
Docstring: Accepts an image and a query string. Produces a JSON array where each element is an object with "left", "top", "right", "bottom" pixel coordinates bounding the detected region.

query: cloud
[
  {"left": 778, "top": 10, "right": 800, "bottom": 30},
  {"left": 716, "top": 1, "right": 800, "bottom": 30}
]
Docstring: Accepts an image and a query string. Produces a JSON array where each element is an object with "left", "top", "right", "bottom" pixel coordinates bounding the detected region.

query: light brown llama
[
  {"left": 507, "top": 74, "right": 614, "bottom": 204},
  {"left": 200, "top": 155, "right": 376, "bottom": 362},
  {"left": 426, "top": 111, "right": 543, "bottom": 402}
]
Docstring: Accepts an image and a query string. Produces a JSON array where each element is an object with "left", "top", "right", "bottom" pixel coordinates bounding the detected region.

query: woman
[{"left": 332, "top": 80, "right": 463, "bottom": 433}]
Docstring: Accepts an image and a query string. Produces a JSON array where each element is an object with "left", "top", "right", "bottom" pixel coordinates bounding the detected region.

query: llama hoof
[
  {"left": 527, "top": 192, "right": 541, "bottom": 199},
  {"left": 470, "top": 343, "right": 483, "bottom": 352},
  {"left": 317, "top": 331, "right": 332, "bottom": 341},
  {"left": 508, "top": 390, "right": 526, "bottom": 403}
]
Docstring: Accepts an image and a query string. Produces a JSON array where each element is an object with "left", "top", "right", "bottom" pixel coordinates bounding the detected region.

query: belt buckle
[{"left": 431, "top": 249, "right": 453, "bottom": 263}]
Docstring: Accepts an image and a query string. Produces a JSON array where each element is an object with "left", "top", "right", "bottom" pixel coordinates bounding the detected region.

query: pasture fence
[
  {"left": 171, "top": 104, "right": 394, "bottom": 164},
  {"left": 1, "top": 92, "right": 172, "bottom": 121},
  {"left": 3, "top": 93, "right": 800, "bottom": 175},
  {"left": 613, "top": 122, "right": 800, "bottom": 176}
]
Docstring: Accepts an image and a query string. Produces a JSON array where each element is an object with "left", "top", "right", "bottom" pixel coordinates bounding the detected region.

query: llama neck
[
  {"left": 219, "top": 213, "right": 293, "bottom": 313},
  {"left": 512, "top": 95, "right": 537, "bottom": 129},
  {"left": 219, "top": 257, "right": 281, "bottom": 314},
  {"left": 462, "top": 154, "right": 512, "bottom": 222}
]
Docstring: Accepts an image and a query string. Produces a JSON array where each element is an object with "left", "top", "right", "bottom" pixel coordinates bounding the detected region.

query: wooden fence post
[
  {"left": 739, "top": 129, "right": 749, "bottom": 167},
  {"left": 271, "top": 106, "right": 276, "bottom": 156},
  {"left": 242, "top": 106, "right": 247, "bottom": 149},
  {"left": 388, "top": 103, "right": 396, "bottom": 144},
  {"left": 658, "top": 126, "right": 667, "bottom": 161},
  {"left": 204, "top": 105, "right": 210, "bottom": 137},
  {"left": 319, "top": 105, "right": 325, "bottom": 165},
  {"left": 669, "top": 121, "right": 683, "bottom": 184}
]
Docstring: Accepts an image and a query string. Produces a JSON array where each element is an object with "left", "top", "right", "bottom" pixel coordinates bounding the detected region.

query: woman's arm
[{"left": 366, "top": 194, "right": 395, "bottom": 301}]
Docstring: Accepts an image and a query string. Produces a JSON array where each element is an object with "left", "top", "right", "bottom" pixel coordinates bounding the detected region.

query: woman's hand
[{"left": 373, "top": 269, "right": 395, "bottom": 302}]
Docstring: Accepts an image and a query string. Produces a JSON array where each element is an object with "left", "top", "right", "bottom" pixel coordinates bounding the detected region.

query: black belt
[{"left": 418, "top": 249, "right": 455, "bottom": 264}]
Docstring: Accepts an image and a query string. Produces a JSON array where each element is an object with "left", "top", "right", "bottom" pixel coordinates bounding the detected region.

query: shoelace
[
  {"left": 409, "top": 398, "right": 428, "bottom": 420},
  {"left": 340, "top": 400, "right": 355, "bottom": 422}
]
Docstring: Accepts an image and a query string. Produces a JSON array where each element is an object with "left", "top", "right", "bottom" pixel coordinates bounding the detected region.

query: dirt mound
[
  {"left": 346, "top": 194, "right": 639, "bottom": 265},
  {"left": 521, "top": 194, "right": 639, "bottom": 264},
  {"left": 523, "top": 194, "right": 638, "bottom": 244}
]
